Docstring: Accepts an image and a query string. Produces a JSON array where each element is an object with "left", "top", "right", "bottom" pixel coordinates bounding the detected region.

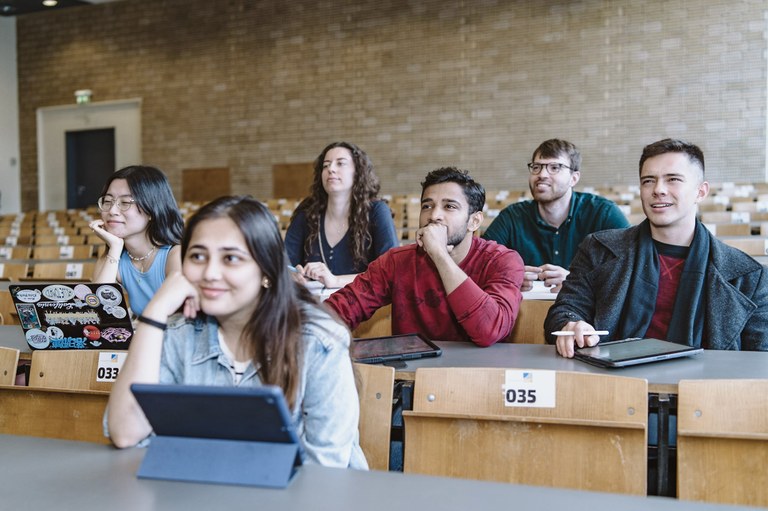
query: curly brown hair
[{"left": 293, "top": 142, "right": 381, "bottom": 268}]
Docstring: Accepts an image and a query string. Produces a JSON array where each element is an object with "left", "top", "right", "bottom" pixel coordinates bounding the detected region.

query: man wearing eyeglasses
[{"left": 483, "top": 139, "right": 629, "bottom": 292}]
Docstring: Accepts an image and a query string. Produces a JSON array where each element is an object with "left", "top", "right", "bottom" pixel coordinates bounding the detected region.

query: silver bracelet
[{"left": 105, "top": 254, "right": 119, "bottom": 264}]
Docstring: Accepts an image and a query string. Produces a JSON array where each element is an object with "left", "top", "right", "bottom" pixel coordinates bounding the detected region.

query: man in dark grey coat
[{"left": 545, "top": 138, "right": 768, "bottom": 357}]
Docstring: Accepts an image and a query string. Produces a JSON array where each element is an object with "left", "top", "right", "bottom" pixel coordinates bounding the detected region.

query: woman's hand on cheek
[
  {"left": 89, "top": 219, "right": 125, "bottom": 249},
  {"left": 183, "top": 294, "right": 200, "bottom": 319}
]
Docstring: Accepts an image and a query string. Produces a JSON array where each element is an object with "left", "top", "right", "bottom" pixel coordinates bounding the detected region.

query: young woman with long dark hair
[{"left": 106, "top": 195, "right": 367, "bottom": 468}]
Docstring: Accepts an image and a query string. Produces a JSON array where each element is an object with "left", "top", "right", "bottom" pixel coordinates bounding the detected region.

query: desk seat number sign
[
  {"left": 503, "top": 370, "right": 556, "bottom": 408},
  {"left": 97, "top": 352, "right": 127, "bottom": 382}
]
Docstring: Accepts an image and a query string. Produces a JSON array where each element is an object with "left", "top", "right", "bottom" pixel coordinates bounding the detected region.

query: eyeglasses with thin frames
[
  {"left": 97, "top": 196, "right": 136, "bottom": 212},
  {"left": 527, "top": 162, "right": 573, "bottom": 175}
]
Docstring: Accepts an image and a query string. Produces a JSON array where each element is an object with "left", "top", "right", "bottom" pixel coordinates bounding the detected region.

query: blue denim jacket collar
[{"left": 189, "top": 315, "right": 259, "bottom": 383}]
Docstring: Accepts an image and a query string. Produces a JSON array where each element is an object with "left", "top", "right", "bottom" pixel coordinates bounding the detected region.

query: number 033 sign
[
  {"left": 503, "top": 369, "right": 556, "bottom": 408},
  {"left": 97, "top": 352, "right": 127, "bottom": 382}
]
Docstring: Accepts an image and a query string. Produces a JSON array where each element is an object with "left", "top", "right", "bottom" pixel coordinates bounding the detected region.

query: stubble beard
[{"left": 446, "top": 221, "right": 470, "bottom": 248}]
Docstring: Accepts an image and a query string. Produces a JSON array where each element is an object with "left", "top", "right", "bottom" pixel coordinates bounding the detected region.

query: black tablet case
[
  {"left": 351, "top": 333, "right": 442, "bottom": 364},
  {"left": 574, "top": 338, "right": 703, "bottom": 368}
]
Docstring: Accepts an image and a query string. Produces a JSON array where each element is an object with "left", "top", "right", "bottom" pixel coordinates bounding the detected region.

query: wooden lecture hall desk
[
  {"left": 391, "top": 342, "right": 768, "bottom": 498},
  {"left": 392, "top": 342, "right": 768, "bottom": 393},
  {"left": 0, "top": 386, "right": 109, "bottom": 443},
  {"left": 0, "top": 435, "right": 754, "bottom": 511}
]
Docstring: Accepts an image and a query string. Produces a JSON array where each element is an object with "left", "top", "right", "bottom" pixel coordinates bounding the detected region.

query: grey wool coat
[{"left": 545, "top": 223, "right": 768, "bottom": 351}]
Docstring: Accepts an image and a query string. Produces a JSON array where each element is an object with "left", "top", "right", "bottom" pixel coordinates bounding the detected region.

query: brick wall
[{"left": 16, "top": 0, "right": 768, "bottom": 210}]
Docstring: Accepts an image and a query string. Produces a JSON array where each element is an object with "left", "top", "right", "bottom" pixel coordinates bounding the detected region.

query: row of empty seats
[
  {"left": 0, "top": 203, "right": 206, "bottom": 280},
  {"left": 1, "top": 188, "right": 768, "bottom": 298},
  {"left": 0, "top": 245, "right": 101, "bottom": 260},
  {"left": 0, "top": 261, "right": 95, "bottom": 283},
  {"left": 7, "top": 183, "right": 768, "bottom": 244}
]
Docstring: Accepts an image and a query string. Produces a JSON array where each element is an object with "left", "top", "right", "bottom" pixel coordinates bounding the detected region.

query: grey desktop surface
[
  {"left": 396, "top": 342, "right": 768, "bottom": 389},
  {"left": 0, "top": 324, "right": 28, "bottom": 352},
  {"left": 0, "top": 435, "right": 752, "bottom": 511}
]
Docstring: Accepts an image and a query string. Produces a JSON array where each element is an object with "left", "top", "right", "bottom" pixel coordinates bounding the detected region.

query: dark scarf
[{"left": 617, "top": 220, "right": 708, "bottom": 346}]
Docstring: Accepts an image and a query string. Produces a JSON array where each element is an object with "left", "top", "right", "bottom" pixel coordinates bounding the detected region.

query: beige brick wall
[{"left": 16, "top": 0, "right": 767, "bottom": 210}]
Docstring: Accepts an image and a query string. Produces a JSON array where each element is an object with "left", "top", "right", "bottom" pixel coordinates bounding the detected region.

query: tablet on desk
[
  {"left": 130, "top": 383, "right": 302, "bottom": 487},
  {"left": 351, "top": 333, "right": 442, "bottom": 364},
  {"left": 131, "top": 383, "right": 301, "bottom": 443},
  {"left": 574, "top": 337, "right": 703, "bottom": 368}
]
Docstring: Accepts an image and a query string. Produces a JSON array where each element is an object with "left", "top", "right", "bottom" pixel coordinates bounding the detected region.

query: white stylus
[{"left": 551, "top": 330, "right": 609, "bottom": 336}]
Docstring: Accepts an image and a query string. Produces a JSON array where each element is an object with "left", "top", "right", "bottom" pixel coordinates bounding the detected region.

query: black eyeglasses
[
  {"left": 527, "top": 162, "right": 573, "bottom": 175},
  {"left": 97, "top": 196, "right": 136, "bottom": 212}
]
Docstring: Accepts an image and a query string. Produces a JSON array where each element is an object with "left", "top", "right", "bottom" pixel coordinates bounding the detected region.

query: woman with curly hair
[{"left": 285, "top": 142, "right": 398, "bottom": 288}]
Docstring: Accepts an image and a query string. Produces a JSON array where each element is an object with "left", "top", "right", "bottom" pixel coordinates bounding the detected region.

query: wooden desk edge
[
  {"left": 648, "top": 383, "right": 678, "bottom": 394},
  {"left": 396, "top": 371, "right": 680, "bottom": 395},
  {"left": 0, "top": 384, "right": 110, "bottom": 396}
]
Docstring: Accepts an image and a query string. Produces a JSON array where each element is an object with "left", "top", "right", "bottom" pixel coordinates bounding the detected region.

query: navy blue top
[
  {"left": 284, "top": 200, "right": 399, "bottom": 274},
  {"left": 482, "top": 192, "right": 630, "bottom": 268}
]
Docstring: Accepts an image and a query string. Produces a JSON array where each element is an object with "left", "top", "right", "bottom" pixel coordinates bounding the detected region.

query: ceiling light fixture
[{"left": 42, "top": 0, "right": 58, "bottom": 6}]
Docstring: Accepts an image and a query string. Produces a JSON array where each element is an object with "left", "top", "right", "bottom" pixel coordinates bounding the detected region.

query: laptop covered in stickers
[{"left": 9, "top": 282, "right": 134, "bottom": 350}]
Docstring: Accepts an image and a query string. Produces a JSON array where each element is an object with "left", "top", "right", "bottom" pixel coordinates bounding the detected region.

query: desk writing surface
[
  {"left": 0, "top": 324, "right": 28, "bottom": 353},
  {"left": 521, "top": 279, "right": 558, "bottom": 300},
  {"left": 0, "top": 324, "right": 29, "bottom": 360},
  {"left": 0, "top": 435, "right": 751, "bottom": 511},
  {"left": 394, "top": 343, "right": 768, "bottom": 393}
]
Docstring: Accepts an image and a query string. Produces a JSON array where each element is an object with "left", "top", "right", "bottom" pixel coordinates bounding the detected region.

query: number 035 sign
[{"left": 503, "top": 369, "right": 556, "bottom": 408}]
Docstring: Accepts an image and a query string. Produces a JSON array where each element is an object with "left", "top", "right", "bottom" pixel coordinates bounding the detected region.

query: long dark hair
[
  {"left": 100, "top": 165, "right": 184, "bottom": 246},
  {"left": 182, "top": 195, "right": 313, "bottom": 408},
  {"left": 293, "top": 141, "right": 381, "bottom": 268}
]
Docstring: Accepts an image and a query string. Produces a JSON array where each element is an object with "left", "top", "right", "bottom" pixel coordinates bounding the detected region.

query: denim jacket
[{"left": 107, "top": 302, "right": 368, "bottom": 469}]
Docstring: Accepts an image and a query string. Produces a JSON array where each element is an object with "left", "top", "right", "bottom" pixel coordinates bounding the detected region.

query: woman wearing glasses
[
  {"left": 285, "top": 142, "right": 398, "bottom": 288},
  {"left": 90, "top": 165, "right": 184, "bottom": 316}
]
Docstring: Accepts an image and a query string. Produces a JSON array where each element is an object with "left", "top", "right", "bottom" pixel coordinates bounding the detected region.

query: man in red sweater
[{"left": 326, "top": 167, "right": 524, "bottom": 346}]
